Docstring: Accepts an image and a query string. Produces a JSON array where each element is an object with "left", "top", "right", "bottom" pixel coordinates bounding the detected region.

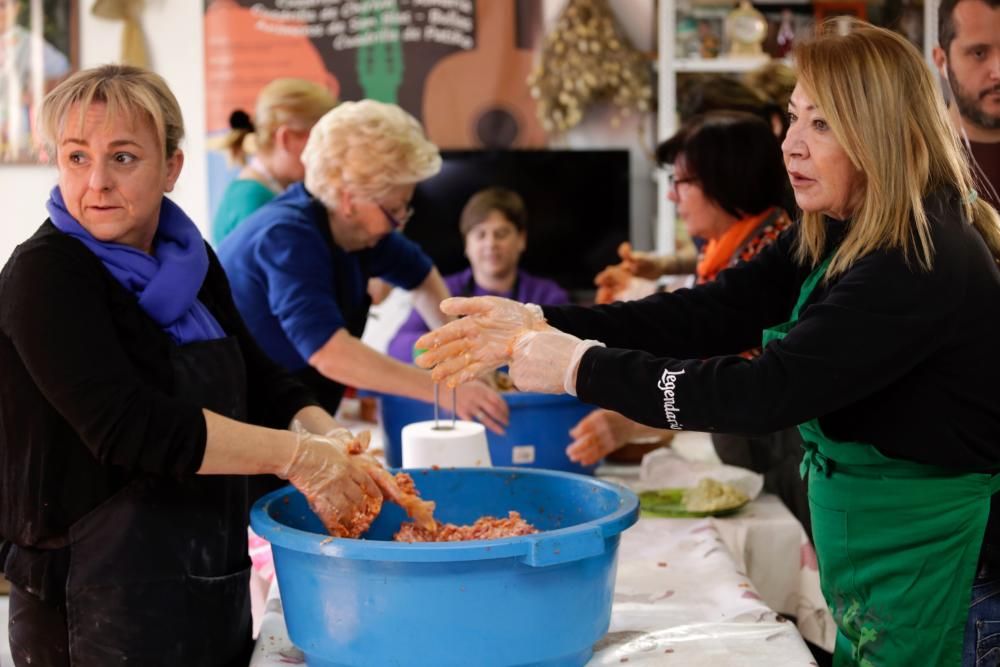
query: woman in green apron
[{"left": 414, "top": 20, "right": 1000, "bottom": 666}]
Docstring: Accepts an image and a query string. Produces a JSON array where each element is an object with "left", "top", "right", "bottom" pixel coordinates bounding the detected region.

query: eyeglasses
[
  {"left": 377, "top": 203, "right": 414, "bottom": 230},
  {"left": 668, "top": 173, "right": 698, "bottom": 193}
]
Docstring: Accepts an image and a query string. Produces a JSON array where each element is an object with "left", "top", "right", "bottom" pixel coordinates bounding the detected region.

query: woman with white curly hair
[{"left": 219, "top": 100, "right": 509, "bottom": 438}]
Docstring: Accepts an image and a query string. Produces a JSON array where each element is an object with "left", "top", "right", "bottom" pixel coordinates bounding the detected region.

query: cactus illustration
[{"left": 356, "top": 1, "right": 404, "bottom": 103}]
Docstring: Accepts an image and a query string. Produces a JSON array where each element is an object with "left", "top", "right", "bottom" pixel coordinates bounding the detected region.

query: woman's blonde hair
[
  {"left": 302, "top": 99, "right": 441, "bottom": 210},
  {"left": 37, "top": 64, "right": 184, "bottom": 159},
  {"left": 214, "top": 78, "right": 337, "bottom": 166},
  {"left": 793, "top": 19, "right": 1000, "bottom": 278}
]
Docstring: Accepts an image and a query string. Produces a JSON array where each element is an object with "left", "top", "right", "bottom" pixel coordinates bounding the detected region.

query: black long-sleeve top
[
  {"left": 0, "top": 222, "right": 316, "bottom": 548},
  {"left": 545, "top": 191, "right": 1000, "bottom": 471}
]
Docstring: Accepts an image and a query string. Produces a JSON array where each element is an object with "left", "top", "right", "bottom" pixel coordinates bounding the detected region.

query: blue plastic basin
[
  {"left": 251, "top": 467, "right": 639, "bottom": 667},
  {"left": 379, "top": 392, "right": 599, "bottom": 475}
]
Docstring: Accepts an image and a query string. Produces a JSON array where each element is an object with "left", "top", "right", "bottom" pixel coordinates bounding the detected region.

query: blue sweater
[{"left": 219, "top": 183, "right": 432, "bottom": 371}]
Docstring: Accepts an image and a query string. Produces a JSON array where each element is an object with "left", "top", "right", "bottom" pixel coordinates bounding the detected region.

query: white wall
[{"left": 0, "top": 0, "right": 207, "bottom": 266}]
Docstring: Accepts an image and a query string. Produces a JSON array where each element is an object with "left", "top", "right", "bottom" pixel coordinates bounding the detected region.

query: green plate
[{"left": 638, "top": 488, "right": 749, "bottom": 518}]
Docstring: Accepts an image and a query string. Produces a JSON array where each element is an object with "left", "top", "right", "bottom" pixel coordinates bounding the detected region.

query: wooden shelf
[{"left": 673, "top": 55, "right": 771, "bottom": 72}]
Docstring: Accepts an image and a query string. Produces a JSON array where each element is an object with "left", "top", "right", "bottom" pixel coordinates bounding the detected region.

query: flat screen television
[{"left": 402, "top": 149, "right": 630, "bottom": 295}]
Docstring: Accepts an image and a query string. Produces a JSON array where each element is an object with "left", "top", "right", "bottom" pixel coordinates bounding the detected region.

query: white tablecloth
[
  {"left": 602, "top": 453, "right": 835, "bottom": 652},
  {"left": 1, "top": 593, "right": 10, "bottom": 667},
  {"left": 587, "top": 517, "right": 816, "bottom": 665},
  {"left": 249, "top": 516, "right": 815, "bottom": 666},
  {"left": 713, "top": 494, "right": 834, "bottom": 650}
]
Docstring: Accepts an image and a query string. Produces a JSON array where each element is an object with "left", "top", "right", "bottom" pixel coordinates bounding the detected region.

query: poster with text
[{"left": 204, "top": 0, "right": 548, "bottom": 223}]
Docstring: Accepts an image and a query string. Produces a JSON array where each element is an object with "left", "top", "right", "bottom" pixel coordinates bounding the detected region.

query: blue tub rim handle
[
  {"left": 250, "top": 467, "right": 639, "bottom": 564},
  {"left": 522, "top": 525, "right": 607, "bottom": 567}
]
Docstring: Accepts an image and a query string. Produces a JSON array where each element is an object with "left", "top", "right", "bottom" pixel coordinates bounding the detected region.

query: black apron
[
  {"left": 292, "top": 195, "right": 372, "bottom": 415},
  {"left": 12, "top": 336, "right": 253, "bottom": 667}
]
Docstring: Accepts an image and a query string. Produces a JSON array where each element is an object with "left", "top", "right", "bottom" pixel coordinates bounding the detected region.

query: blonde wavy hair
[
  {"left": 213, "top": 78, "right": 336, "bottom": 166},
  {"left": 793, "top": 19, "right": 1000, "bottom": 279},
  {"left": 301, "top": 100, "right": 441, "bottom": 210},
  {"left": 37, "top": 64, "right": 184, "bottom": 160}
]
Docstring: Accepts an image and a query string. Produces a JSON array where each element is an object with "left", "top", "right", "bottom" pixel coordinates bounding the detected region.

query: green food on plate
[{"left": 639, "top": 480, "right": 749, "bottom": 518}]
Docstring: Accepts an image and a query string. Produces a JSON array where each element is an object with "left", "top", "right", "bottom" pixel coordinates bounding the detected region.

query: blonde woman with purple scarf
[{"left": 0, "top": 65, "right": 396, "bottom": 666}]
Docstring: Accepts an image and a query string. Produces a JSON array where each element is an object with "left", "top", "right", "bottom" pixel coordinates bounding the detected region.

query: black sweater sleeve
[
  {"left": 202, "top": 247, "right": 317, "bottom": 429},
  {"left": 0, "top": 238, "right": 209, "bottom": 475},
  {"left": 543, "top": 229, "right": 808, "bottom": 359},
  {"left": 571, "top": 225, "right": 966, "bottom": 436}
]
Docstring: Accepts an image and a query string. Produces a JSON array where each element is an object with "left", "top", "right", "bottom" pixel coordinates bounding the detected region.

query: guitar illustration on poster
[
  {"left": 422, "top": 1, "right": 547, "bottom": 148},
  {"left": 204, "top": 1, "right": 546, "bottom": 149}
]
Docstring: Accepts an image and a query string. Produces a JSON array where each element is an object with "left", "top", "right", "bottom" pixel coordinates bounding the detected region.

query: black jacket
[
  {"left": 0, "top": 222, "right": 315, "bottom": 549},
  {"left": 546, "top": 191, "right": 1000, "bottom": 471}
]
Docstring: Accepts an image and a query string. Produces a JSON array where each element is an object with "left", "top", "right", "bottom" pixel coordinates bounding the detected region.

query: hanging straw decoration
[
  {"left": 528, "top": 0, "right": 653, "bottom": 133},
  {"left": 91, "top": 0, "right": 149, "bottom": 68}
]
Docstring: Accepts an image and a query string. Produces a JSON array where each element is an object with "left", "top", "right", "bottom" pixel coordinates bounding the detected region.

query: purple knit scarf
[{"left": 47, "top": 186, "right": 225, "bottom": 344}]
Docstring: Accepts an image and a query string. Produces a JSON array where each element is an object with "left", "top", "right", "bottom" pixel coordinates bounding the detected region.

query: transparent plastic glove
[
  {"left": 289, "top": 418, "right": 310, "bottom": 435},
  {"left": 414, "top": 296, "right": 548, "bottom": 388},
  {"left": 289, "top": 418, "right": 348, "bottom": 438},
  {"left": 566, "top": 410, "right": 646, "bottom": 466},
  {"left": 278, "top": 431, "right": 383, "bottom": 538},
  {"left": 364, "top": 465, "right": 437, "bottom": 532},
  {"left": 509, "top": 330, "right": 604, "bottom": 395},
  {"left": 290, "top": 421, "right": 438, "bottom": 532},
  {"left": 341, "top": 431, "right": 437, "bottom": 531}
]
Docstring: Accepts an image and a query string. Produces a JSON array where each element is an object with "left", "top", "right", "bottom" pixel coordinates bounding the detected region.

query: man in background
[{"left": 934, "top": 0, "right": 1000, "bottom": 210}]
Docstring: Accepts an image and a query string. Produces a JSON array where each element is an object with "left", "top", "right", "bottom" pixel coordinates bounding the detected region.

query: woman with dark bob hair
[
  {"left": 581, "top": 112, "right": 807, "bottom": 534},
  {"left": 658, "top": 109, "right": 794, "bottom": 284},
  {"left": 595, "top": 110, "right": 793, "bottom": 302}
]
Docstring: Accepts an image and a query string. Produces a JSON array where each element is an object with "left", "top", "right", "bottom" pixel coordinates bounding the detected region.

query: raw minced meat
[{"left": 394, "top": 511, "right": 538, "bottom": 542}]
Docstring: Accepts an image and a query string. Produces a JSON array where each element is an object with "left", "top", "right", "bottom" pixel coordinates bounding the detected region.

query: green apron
[{"left": 762, "top": 255, "right": 1000, "bottom": 666}]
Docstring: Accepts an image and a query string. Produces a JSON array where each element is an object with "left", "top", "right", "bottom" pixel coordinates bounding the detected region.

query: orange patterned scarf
[{"left": 696, "top": 207, "right": 777, "bottom": 284}]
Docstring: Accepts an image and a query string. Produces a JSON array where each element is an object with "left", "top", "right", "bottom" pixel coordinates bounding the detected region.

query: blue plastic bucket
[
  {"left": 251, "top": 467, "right": 639, "bottom": 667},
  {"left": 378, "top": 392, "right": 599, "bottom": 475}
]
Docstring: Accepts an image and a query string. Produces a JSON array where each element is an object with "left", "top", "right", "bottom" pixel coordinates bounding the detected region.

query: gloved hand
[
  {"left": 278, "top": 430, "right": 383, "bottom": 538},
  {"left": 414, "top": 296, "right": 549, "bottom": 388},
  {"left": 566, "top": 409, "right": 666, "bottom": 466},
  {"left": 595, "top": 270, "right": 658, "bottom": 304},
  {"left": 618, "top": 241, "right": 669, "bottom": 280},
  {"left": 451, "top": 379, "right": 510, "bottom": 435},
  {"left": 288, "top": 417, "right": 346, "bottom": 439},
  {"left": 509, "top": 329, "right": 604, "bottom": 395},
  {"left": 289, "top": 421, "right": 438, "bottom": 532},
  {"left": 593, "top": 264, "right": 633, "bottom": 304}
]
